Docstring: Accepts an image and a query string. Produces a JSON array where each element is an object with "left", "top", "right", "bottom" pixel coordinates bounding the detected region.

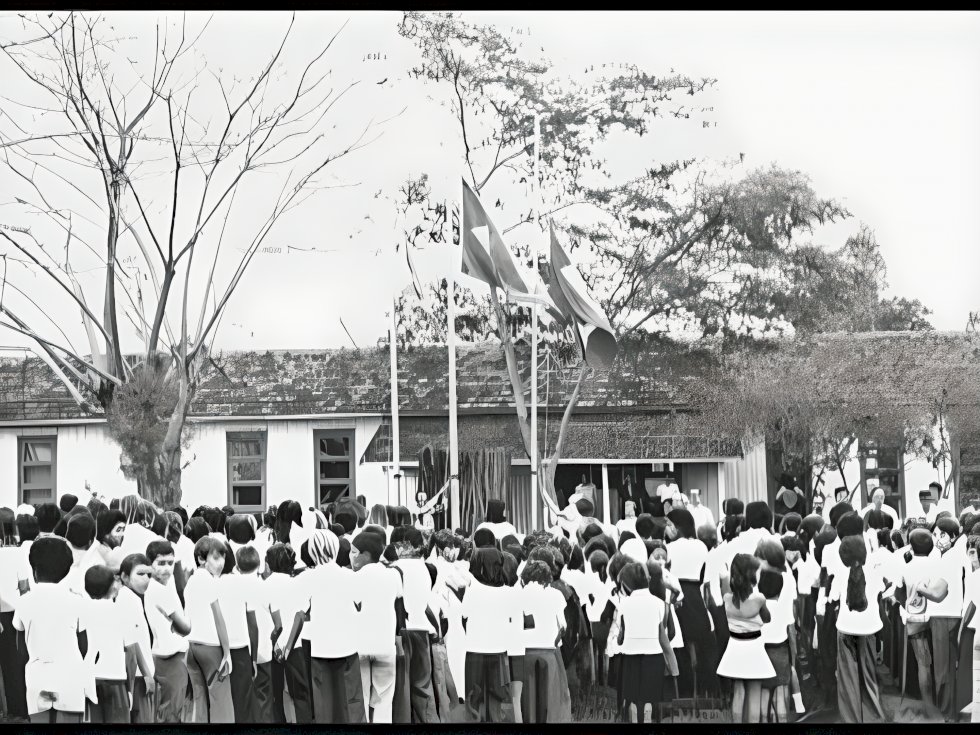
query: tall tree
[
  {"left": 0, "top": 13, "right": 379, "bottom": 506},
  {"left": 396, "top": 10, "right": 715, "bottom": 507}
]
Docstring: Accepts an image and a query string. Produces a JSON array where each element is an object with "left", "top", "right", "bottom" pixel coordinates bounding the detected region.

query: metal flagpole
[
  {"left": 388, "top": 295, "right": 401, "bottom": 506},
  {"left": 448, "top": 201, "right": 461, "bottom": 531},
  {"left": 530, "top": 112, "right": 541, "bottom": 532}
]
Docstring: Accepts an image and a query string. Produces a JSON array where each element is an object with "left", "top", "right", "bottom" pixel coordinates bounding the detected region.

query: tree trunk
[{"left": 135, "top": 444, "right": 183, "bottom": 509}]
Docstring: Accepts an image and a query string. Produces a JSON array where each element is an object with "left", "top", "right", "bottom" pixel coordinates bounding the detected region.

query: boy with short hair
[
  {"left": 144, "top": 539, "right": 191, "bottom": 722},
  {"left": 12, "top": 537, "right": 91, "bottom": 724},
  {"left": 218, "top": 544, "right": 259, "bottom": 722},
  {"left": 117, "top": 553, "right": 156, "bottom": 723},
  {"left": 236, "top": 545, "right": 281, "bottom": 722},
  {"left": 83, "top": 565, "right": 153, "bottom": 723},
  {"left": 183, "top": 536, "right": 234, "bottom": 723}
]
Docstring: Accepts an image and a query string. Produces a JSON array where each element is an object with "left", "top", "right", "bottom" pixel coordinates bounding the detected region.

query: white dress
[{"left": 716, "top": 593, "right": 776, "bottom": 680}]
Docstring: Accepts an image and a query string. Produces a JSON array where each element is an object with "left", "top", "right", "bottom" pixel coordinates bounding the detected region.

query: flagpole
[
  {"left": 448, "top": 205, "right": 461, "bottom": 531},
  {"left": 530, "top": 112, "right": 541, "bottom": 533},
  {"left": 389, "top": 294, "right": 401, "bottom": 506}
]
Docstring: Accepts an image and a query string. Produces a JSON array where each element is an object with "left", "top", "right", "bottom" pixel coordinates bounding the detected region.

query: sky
[{"left": 0, "top": 10, "right": 977, "bottom": 358}]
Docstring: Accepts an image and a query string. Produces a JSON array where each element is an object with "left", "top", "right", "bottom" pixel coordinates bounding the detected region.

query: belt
[
  {"left": 729, "top": 630, "right": 762, "bottom": 641},
  {"left": 677, "top": 578, "right": 701, "bottom": 584}
]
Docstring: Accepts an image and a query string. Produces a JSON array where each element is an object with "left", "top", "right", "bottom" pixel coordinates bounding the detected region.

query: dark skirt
[
  {"left": 464, "top": 651, "right": 513, "bottom": 723},
  {"left": 762, "top": 641, "right": 792, "bottom": 688},
  {"left": 676, "top": 579, "right": 720, "bottom": 696},
  {"left": 310, "top": 653, "right": 366, "bottom": 724},
  {"left": 619, "top": 653, "right": 665, "bottom": 708},
  {"left": 522, "top": 648, "right": 572, "bottom": 723}
]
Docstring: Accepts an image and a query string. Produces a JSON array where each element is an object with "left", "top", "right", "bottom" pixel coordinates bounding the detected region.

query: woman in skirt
[
  {"left": 603, "top": 552, "right": 633, "bottom": 718},
  {"left": 461, "top": 548, "right": 521, "bottom": 722},
  {"left": 717, "top": 553, "right": 775, "bottom": 723},
  {"left": 616, "top": 562, "right": 678, "bottom": 723},
  {"left": 666, "top": 508, "right": 720, "bottom": 697},
  {"left": 519, "top": 560, "right": 572, "bottom": 722},
  {"left": 833, "top": 535, "right": 886, "bottom": 722}
]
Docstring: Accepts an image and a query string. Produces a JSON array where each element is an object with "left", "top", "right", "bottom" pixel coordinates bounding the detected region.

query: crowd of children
[{"left": 0, "top": 478, "right": 978, "bottom": 724}]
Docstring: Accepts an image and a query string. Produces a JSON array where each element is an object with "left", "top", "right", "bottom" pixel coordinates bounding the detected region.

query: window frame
[
  {"left": 313, "top": 429, "right": 356, "bottom": 507},
  {"left": 226, "top": 431, "right": 267, "bottom": 513},
  {"left": 18, "top": 436, "right": 57, "bottom": 506}
]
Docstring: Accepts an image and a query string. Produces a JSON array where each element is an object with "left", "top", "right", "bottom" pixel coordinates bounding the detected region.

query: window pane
[
  {"left": 23, "top": 465, "right": 52, "bottom": 487},
  {"left": 319, "top": 461, "right": 350, "bottom": 480},
  {"left": 229, "top": 439, "right": 263, "bottom": 458},
  {"left": 231, "top": 460, "right": 263, "bottom": 482},
  {"left": 23, "top": 487, "right": 53, "bottom": 505},
  {"left": 23, "top": 441, "right": 53, "bottom": 463},
  {"left": 318, "top": 484, "right": 350, "bottom": 504},
  {"left": 233, "top": 485, "right": 263, "bottom": 507},
  {"left": 319, "top": 437, "right": 350, "bottom": 457}
]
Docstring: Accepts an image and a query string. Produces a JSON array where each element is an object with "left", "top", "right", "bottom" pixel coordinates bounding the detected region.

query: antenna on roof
[{"left": 967, "top": 311, "right": 979, "bottom": 334}]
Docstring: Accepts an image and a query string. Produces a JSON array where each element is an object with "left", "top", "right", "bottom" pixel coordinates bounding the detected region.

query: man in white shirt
[
  {"left": 688, "top": 489, "right": 714, "bottom": 531},
  {"left": 729, "top": 500, "right": 774, "bottom": 558},
  {"left": 351, "top": 531, "right": 402, "bottom": 723},
  {"left": 915, "top": 487, "right": 941, "bottom": 526},
  {"left": 823, "top": 487, "right": 850, "bottom": 524},
  {"left": 858, "top": 487, "right": 901, "bottom": 528}
]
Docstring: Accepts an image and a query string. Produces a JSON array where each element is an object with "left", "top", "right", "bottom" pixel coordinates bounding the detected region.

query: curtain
[
  {"left": 723, "top": 438, "right": 768, "bottom": 507},
  {"left": 458, "top": 448, "right": 510, "bottom": 536},
  {"left": 417, "top": 445, "right": 450, "bottom": 531}
]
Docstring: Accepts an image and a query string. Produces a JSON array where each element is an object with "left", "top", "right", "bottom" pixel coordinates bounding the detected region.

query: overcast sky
[{"left": 0, "top": 10, "right": 977, "bottom": 357}]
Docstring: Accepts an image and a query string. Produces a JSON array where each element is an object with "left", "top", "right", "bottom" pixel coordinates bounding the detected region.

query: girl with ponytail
[{"left": 832, "top": 535, "right": 886, "bottom": 722}]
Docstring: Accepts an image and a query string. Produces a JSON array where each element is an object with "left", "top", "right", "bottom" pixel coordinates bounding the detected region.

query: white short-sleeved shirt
[
  {"left": 620, "top": 538, "right": 648, "bottom": 564},
  {"left": 120, "top": 524, "right": 161, "bottom": 557},
  {"left": 521, "top": 583, "right": 566, "bottom": 650},
  {"left": 60, "top": 545, "right": 105, "bottom": 598},
  {"left": 393, "top": 559, "right": 435, "bottom": 633},
  {"left": 705, "top": 544, "right": 727, "bottom": 607},
  {"left": 12, "top": 582, "right": 89, "bottom": 714},
  {"left": 462, "top": 581, "right": 520, "bottom": 654},
  {"left": 352, "top": 563, "right": 402, "bottom": 657},
  {"left": 0, "top": 547, "right": 22, "bottom": 612},
  {"left": 689, "top": 504, "right": 715, "bottom": 531},
  {"left": 834, "top": 567, "right": 885, "bottom": 636},
  {"left": 219, "top": 573, "right": 255, "bottom": 650},
  {"left": 175, "top": 535, "right": 196, "bottom": 577},
  {"left": 265, "top": 572, "right": 309, "bottom": 649},
  {"left": 238, "top": 574, "right": 274, "bottom": 664},
  {"left": 116, "top": 585, "right": 153, "bottom": 675},
  {"left": 667, "top": 537, "right": 707, "bottom": 581},
  {"left": 144, "top": 578, "right": 189, "bottom": 655},
  {"left": 618, "top": 589, "right": 666, "bottom": 655},
  {"left": 183, "top": 571, "right": 222, "bottom": 647},
  {"left": 901, "top": 555, "right": 940, "bottom": 621},
  {"left": 16, "top": 540, "right": 33, "bottom": 589},
  {"left": 929, "top": 549, "right": 965, "bottom": 619},
  {"left": 964, "top": 568, "right": 980, "bottom": 630},
  {"left": 616, "top": 518, "right": 637, "bottom": 537},
  {"left": 475, "top": 521, "right": 518, "bottom": 542},
  {"left": 304, "top": 563, "right": 360, "bottom": 659},
  {"left": 84, "top": 598, "right": 137, "bottom": 680}
]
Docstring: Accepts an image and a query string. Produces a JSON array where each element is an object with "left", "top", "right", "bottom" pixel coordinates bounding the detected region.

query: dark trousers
[
  {"left": 270, "top": 661, "right": 287, "bottom": 723},
  {"left": 0, "top": 611, "right": 26, "bottom": 718},
  {"left": 285, "top": 647, "right": 313, "bottom": 724},
  {"left": 153, "top": 651, "right": 189, "bottom": 723},
  {"left": 310, "top": 653, "right": 366, "bottom": 724},
  {"left": 252, "top": 661, "right": 274, "bottom": 723},
  {"left": 88, "top": 679, "right": 130, "bottom": 724},
  {"left": 401, "top": 629, "right": 439, "bottom": 723},
  {"left": 229, "top": 646, "right": 254, "bottom": 723},
  {"left": 837, "top": 633, "right": 885, "bottom": 723},
  {"left": 957, "top": 626, "right": 975, "bottom": 719},
  {"left": 930, "top": 616, "right": 959, "bottom": 720}
]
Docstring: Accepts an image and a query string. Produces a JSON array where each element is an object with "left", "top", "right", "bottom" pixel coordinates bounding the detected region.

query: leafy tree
[{"left": 395, "top": 10, "right": 715, "bottom": 505}]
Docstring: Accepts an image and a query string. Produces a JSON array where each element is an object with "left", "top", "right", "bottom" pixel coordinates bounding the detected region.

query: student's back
[
  {"left": 218, "top": 573, "right": 253, "bottom": 651},
  {"left": 353, "top": 563, "right": 402, "bottom": 657},
  {"left": 618, "top": 588, "right": 666, "bottom": 654},
  {"left": 304, "top": 563, "right": 359, "bottom": 658},
  {"left": 393, "top": 557, "right": 435, "bottom": 633},
  {"left": 461, "top": 580, "right": 519, "bottom": 654},
  {"left": 84, "top": 597, "right": 135, "bottom": 683}
]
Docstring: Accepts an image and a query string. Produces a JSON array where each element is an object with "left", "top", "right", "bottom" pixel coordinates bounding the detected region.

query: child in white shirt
[
  {"left": 234, "top": 545, "right": 278, "bottom": 722},
  {"left": 183, "top": 536, "right": 234, "bottom": 723},
  {"left": 219, "top": 546, "right": 259, "bottom": 722},
  {"left": 143, "top": 539, "right": 191, "bottom": 723},
  {"left": 12, "top": 537, "right": 90, "bottom": 724},
  {"left": 117, "top": 553, "right": 155, "bottom": 723},
  {"left": 519, "top": 559, "right": 572, "bottom": 722},
  {"left": 83, "top": 564, "right": 153, "bottom": 723}
]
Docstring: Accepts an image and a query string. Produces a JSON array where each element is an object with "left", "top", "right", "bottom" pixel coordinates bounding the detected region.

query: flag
[
  {"left": 460, "top": 179, "right": 530, "bottom": 294},
  {"left": 548, "top": 223, "right": 618, "bottom": 370},
  {"left": 404, "top": 240, "right": 424, "bottom": 300}
]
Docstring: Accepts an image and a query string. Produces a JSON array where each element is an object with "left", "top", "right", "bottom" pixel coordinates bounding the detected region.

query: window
[
  {"left": 227, "top": 432, "right": 267, "bottom": 512},
  {"left": 314, "top": 430, "right": 355, "bottom": 506},
  {"left": 19, "top": 437, "right": 57, "bottom": 505}
]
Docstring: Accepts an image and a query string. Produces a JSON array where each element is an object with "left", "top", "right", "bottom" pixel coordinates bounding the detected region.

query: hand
[
  {"left": 252, "top": 661, "right": 258, "bottom": 678},
  {"left": 144, "top": 674, "right": 156, "bottom": 695},
  {"left": 273, "top": 644, "right": 285, "bottom": 663},
  {"left": 218, "top": 653, "right": 232, "bottom": 681},
  {"left": 39, "top": 690, "right": 59, "bottom": 703}
]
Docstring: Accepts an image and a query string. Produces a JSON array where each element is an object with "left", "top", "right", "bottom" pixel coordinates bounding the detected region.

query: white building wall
[{"left": 0, "top": 417, "right": 389, "bottom": 511}]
